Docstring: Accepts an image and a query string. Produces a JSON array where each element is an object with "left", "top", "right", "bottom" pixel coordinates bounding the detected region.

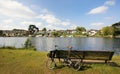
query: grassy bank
[{"left": 0, "top": 49, "right": 120, "bottom": 74}]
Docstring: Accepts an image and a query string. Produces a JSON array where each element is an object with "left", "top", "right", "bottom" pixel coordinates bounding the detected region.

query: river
[{"left": 0, "top": 37, "right": 120, "bottom": 54}]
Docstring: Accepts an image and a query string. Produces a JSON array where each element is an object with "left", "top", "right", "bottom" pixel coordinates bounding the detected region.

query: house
[
  {"left": 88, "top": 29, "right": 99, "bottom": 36},
  {"left": 12, "top": 29, "right": 28, "bottom": 36},
  {"left": 2, "top": 30, "right": 14, "bottom": 37},
  {"left": 66, "top": 29, "right": 76, "bottom": 34},
  {"left": 37, "top": 30, "right": 53, "bottom": 37},
  {"left": 1, "top": 29, "right": 28, "bottom": 37}
]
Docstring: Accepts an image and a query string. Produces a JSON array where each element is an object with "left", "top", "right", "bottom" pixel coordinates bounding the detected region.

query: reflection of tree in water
[
  {"left": 30, "top": 37, "right": 120, "bottom": 54},
  {"left": 115, "top": 48, "right": 120, "bottom": 55},
  {"left": 112, "top": 38, "right": 120, "bottom": 55},
  {"left": 53, "top": 38, "right": 57, "bottom": 50}
]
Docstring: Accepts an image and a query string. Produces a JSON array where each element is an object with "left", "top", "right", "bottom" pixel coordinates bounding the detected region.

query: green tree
[
  {"left": 42, "top": 27, "right": 47, "bottom": 32},
  {"left": 0, "top": 30, "right": 3, "bottom": 36},
  {"left": 51, "top": 31, "right": 62, "bottom": 37},
  {"left": 112, "top": 22, "right": 120, "bottom": 36},
  {"left": 75, "top": 26, "right": 86, "bottom": 35},
  {"left": 75, "top": 27, "right": 86, "bottom": 32},
  {"left": 114, "top": 28, "right": 120, "bottom": 36},
  {"left": 112, "top": 22, "right": 120, "bottom": 27},
  {"left": 101, "top": 26, "right": 114, "bottom": 36},
  {"left": 41, "top": 28, "right": 47, "bottom": 36}
]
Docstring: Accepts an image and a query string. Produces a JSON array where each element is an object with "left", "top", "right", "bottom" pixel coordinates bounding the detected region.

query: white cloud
[
  {"left": 37, "top": 14, "right": 75, "bottom": 30},
  {"left": 0, "top": 19, "right": 14, "bottom": 30},
  {"left": 40, "top": 8, "right": 50, "bottom": 14},
  {"left": 37, "top": 14, "right": 60, "bottom": 24},
  {"left": 0, "top": 25, "right": 13, "bottom": 30},
  {"left": 61, "top": 21, "right": 70, "bottom": 26},
  {"left": 70, "top": 25, "right": 78, "bottom": 29},
  {"left": 0, "top": 0, "right": 36, "bottom": 19},
  {"left": 88, "top": 6, "right": 108, "bottom": 14},
  {"left": 91, "top": 22, "right": 104, "bottom": 26},
  {"left": 0, "top": 20, "right": 43, "bottom": 30},
  {"left": 2, "top": 19, "right": 13, "bottom": 25},
  {"left": 88, "top": 0, "right": 116, "bottom": 15},
  {"left": 45, "top": 25, "right": 65, "bottom": 30},
  {"left": 0, "top": 19, "right": 13, "bottom": 30},
  {"left": 37, "top": 14, "right": 70, "bottom": 26},
  {"left": 104, "top": 17, "right": 114, "bottom": 20},
  {"left": 0, "top": 0, "right": 76, "bottom": 30},
  {"left": 105, "top": 0, "right": 115, "bottom": 6},
  {"left": 90, "top": 22, "right": 105, "bottom": 29},
  {"left": 21, "top": 21, "right": 42, "bottom": 26}
]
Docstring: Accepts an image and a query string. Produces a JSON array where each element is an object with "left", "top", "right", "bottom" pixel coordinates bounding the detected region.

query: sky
[{"left": 0, "top": 0, "right": 120, "bottom": 30}]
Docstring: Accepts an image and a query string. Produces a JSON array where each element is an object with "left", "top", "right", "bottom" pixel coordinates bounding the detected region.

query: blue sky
[{"left": 0, "top": 0, "right": 119, "bottom": 30}]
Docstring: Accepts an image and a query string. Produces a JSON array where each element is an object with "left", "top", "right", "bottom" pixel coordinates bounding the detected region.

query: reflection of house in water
[{"left": 0, "top": 29, "right": 28, "bottom": 37}]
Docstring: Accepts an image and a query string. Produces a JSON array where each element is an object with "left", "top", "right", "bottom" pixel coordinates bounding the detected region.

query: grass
[{"left": 0, "top": 49, "right": 120, "bottom": 74}]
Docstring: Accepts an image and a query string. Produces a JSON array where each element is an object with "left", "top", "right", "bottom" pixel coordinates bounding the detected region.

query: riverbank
[
  {"left": 73, "top": 34, "right": 120, "bottom": 38},
  {"left": 0, "top": 49, "right": 120, "bottom": 74}
]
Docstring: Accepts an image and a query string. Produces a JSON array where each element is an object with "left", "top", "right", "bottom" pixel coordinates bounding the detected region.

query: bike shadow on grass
[
  {"left": 54, "top": 64, "right": 92, "bottom": 71},
  {"left": 53, "top": 61, "right": 120, "bottom": 71}
]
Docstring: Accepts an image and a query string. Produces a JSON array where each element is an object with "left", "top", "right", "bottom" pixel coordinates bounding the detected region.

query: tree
[
  {"left": 101, "top": 26, "right": 114, "bottom": 36},
  {"left": 112, "top": 22, "right": 120, "bottom": 36},
  {"left": 51, "top": 31, "right": 62, "bottom": 37},
  {"left": 112, "top": 22, "right": 120, "bottom": 27},
  {"left": 0, "top": 30, "right": 3, "bottom": 36},
  {"left": 75, "top": 26, "right": 86, "bottom": 35},
  {"left": 75, "top": 27, "right": 86, "bottom": 32},
  {"left": 42, "top": 27, "right": 47, "bottom": 32},
  {"left": 41, "top": 27, "right": 47, "bottom": 36},
  {"left": 28, "top": 25, "right": 39, "bottom": 35}
]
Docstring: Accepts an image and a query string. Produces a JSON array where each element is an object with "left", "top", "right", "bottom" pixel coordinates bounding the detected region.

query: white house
[{"left": 88, "top": 29, "right": 99, "bottom": 36}]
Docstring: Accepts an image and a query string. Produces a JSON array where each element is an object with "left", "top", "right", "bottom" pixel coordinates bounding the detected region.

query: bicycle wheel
[
  {"left": 46, "top": 58, "right": 56, "bottom": 69},
  {"left": 73, "top": 59, "right": 83, "bottom": 71}
]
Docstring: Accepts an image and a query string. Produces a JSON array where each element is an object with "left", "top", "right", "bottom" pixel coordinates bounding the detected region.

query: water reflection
[
  {"left": 30, "top": 37, "right": 120, "bottom": 53},
  {"left": 0, "top": 37, "right": 27, "bottom": 48},
  {"left": 0, "top": 37, "right": 120, "bottom": 54}
]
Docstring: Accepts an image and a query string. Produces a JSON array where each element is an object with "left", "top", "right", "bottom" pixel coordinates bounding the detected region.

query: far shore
[{"left": 1, "top": 35, "right": 120, "bottom": 38}]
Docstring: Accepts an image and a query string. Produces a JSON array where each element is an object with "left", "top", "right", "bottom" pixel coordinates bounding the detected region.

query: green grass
[{"left": 0, "top": 49, "right": 120, "bottom": 74}]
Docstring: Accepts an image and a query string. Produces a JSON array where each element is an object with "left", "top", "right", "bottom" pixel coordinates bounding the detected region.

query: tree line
[
  {"left": 1, "top": 21, "right": 119, "bottom": 37},
  {"left": 101, "top": 22, "right": 120, "bottom": 37},
  {"left": 28, "top": 21, "right": 120, "bottom": 37}
]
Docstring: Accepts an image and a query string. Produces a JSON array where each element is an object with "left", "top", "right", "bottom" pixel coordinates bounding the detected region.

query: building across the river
[{"left": 0, "top": 29, "right": 28, "bottom": 37}]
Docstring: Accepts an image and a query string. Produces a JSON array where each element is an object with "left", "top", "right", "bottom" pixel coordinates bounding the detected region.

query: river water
[{"left": 0, "top": 37, "right": 120, "bottom": 54}]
